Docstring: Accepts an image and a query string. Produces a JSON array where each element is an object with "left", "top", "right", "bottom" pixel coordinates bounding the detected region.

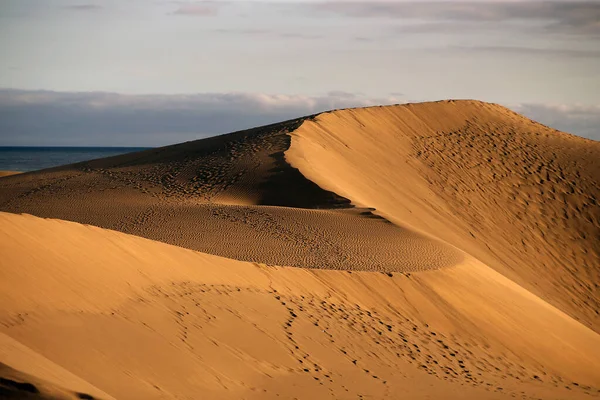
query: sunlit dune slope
[
  {"left": 1, "top": 212, "right": 599, "bottom": 399},
  {"left": 287, "top": 100, "right": 600, "bottom": 332}
]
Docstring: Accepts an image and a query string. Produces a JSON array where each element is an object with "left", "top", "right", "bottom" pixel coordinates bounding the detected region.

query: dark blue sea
[{"left": 0, "top": 147, "right": 150, "bottom": 172}]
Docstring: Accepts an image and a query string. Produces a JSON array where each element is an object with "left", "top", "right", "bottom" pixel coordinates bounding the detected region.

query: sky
[{"left": 0, "top": 0, "right": 599, "bottom": 145}]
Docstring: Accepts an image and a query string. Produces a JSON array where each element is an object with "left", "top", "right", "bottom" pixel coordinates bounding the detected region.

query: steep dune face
[
  {"left": 287, "top": 100, "right": 600, "bottom": 332},
  {"left": 1, "top": 212, "right": 600, "bottom": 399}
]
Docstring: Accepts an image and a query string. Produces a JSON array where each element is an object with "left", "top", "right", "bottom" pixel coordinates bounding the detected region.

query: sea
[{"left": 0, "top": 147, "right": 151, "bottom": 172}]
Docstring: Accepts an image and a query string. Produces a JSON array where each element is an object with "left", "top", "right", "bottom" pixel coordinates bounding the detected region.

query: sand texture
[
  {"left": 288, "top": 101, "right": 600, "bottom": 332},
  {"left": 0, "top": 100, "right": 599, "bottom": 399},
  {"left": 0, "top": 116, "right": 461, "bottom": 272},
  {"left": 1, "top": 212, "right": 600, "bottom": 399}
]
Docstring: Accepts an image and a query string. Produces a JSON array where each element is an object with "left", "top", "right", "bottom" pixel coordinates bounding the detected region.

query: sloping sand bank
[
  {"left": 287, "top": 101, "right": 600, "bottom": 332},
  {"left": 1, "top": 212, "right": 599, "bottom": 399}
]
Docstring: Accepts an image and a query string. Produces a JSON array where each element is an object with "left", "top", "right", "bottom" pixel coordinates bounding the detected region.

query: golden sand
[{"left": 1, "top": 101, "right": 598, "bottom": 399}]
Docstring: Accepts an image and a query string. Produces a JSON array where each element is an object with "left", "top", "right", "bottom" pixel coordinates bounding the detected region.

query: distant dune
[
  {"left": 0, "top": 171, "right": 21, "bottom": 178},
  {"left": 0, "top": 100, "right": 599, "bottom": 399}
]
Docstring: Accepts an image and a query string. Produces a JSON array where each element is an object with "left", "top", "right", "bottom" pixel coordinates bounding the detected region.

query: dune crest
[
  {"left": 1, "top": 212, "right": 599, "bottom": 399},
  {"left": 0, "top": 110, "right": 464, "bottom": 273},
  {"left": 286, "top": 100, "right": 600, "bottom": 332}
]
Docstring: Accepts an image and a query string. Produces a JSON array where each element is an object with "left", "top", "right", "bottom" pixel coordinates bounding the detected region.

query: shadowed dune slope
[
  {"left": 0, "top": 114, "right": 461, "bottom": 272},
  {"left": 0, "top": 362, "right": 111, "bottom": 400},
  {"left": 0, "top": 326, "right": 115, "bottom": 400},
  {"left": 1, "top": 212, "right": 600, "bottom": 399},
  {"left": 287, "top": 100, "right": 600, "bottom": 332}
]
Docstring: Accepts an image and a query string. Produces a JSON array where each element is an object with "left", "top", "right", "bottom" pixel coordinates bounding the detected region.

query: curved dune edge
[
  {"left": 1, "top": 212, "right": 599, "bottom": 399},
  {"left": 0, "top": 112, "right": 463, "bottom": 273},
  {"left": 285, "top": 101, "right": 600, "bottom": 332},
  {"left": 0, "top": 335, "right": 116, "bottom": 400}
]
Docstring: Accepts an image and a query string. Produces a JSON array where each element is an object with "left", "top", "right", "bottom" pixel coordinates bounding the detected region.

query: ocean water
[{"left": 0, "top": 147, "right": 150, "bottom": 172}]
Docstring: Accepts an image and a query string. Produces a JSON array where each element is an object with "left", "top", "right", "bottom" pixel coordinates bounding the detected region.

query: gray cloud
[
  {"left": 170, "top": 2, "right": 221, "bottom": 16},
  {"left": 353, "top": 36, "right": 375, "bottom": 42},
  {"left": 310, "top": 1, "right": 600, "bottom": 35},
  {"left": 210, "top": 28, "right": 323, "bottom": 40},
  {"left": 0, "top": 89, "right": 400, "bottom": 146},
  {"left": 0, "top": 90, "right": 597, "bottom": 146},
  {"left": 213, "top": 28, "right": 269, "bottom": 35},
  {"left": 512, "top": 103, "right": 600, "bottom": 141},
  {"left": 62, "top": 4, "right": 102, "bottom": 11},
  {"left": 280, "top": 32, "right": 323, "bottom": 40},
  {"left": 452, "top": 45, "right": 600, "bottom": 59}
]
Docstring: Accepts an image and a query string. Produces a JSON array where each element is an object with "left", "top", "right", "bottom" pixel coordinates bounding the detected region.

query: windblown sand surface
[
  {"left": 1, "top": 212, "right": 599, "bottom": 399},
  {"left": 0, "top": 100, "right": 599, "bottom": 399},
  {"left": 0, "top": 118, "right": 460, "bottom": 273}
]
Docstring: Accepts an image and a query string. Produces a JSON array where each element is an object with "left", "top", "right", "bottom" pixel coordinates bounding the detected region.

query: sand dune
[
  {"left": 0, "top": 171, "right": 20, "bottom": 178},
  {"left": 0, "top": 114, "right": 461, "bottom": 273},
  {"left": 0, "top": 100, "right": 599, "bottom": 399},
  {"left": 288, "top": 101, "right": 600, "bottom": 332},
  {"left": 1, "top": 101, "right": 597, "bottom": 327},
  {"left": 1, "top": 212, "right": 599, "bottom": 399}
]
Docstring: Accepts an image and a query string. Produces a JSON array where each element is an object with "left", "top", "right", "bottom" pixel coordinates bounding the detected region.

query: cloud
[
  {"left": 353, "top": 36, "right": 375, "bottom": 42},
  {"left": 1, "top": 90, "right": 596, "bottom": 147},
  {"left": 210, "top": 28, "right": 323, "bottom": 40},
  {"left": 212, "top": 28, "right": 270, "bottom": 35},
  {"left": 309, "top": 1, "right": 600, "bottom": 35},
  {"left": 0, "top": 89, "right": 400, "bottom": 146},
  {"left": 327, "top": 90, "right": 360, "bottom": 99},
  {"left": 170, "top": 2, "right": 221, "bottom": 16},
  {"left": 279, "top": 32, "right": 323, "bottom": 40},
  {"left": 452, "top": 45, "right": 600, "bottom": 59},
  {"left": 511, "top": 103, "right": 600, "bottom": 141},
  {"left": 62, "top": 4, "right": 102, "bottom": 11},
  {"left": 1, "top": 90, "right": 597, "bottom": 146}
]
